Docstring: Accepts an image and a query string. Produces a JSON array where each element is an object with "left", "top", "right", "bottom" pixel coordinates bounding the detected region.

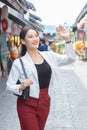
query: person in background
[
  {"left": 6, "top": 51, "right": 13, "bottom": 74},
  {"left": 38, "top": 39, "right": 48, "bottom": 51},
  {"left": 0, "top": 57, "right": 4, "bottom": 77},
  {"left": 6, "top": 25, "right": 76, "bottom": 130},
  {"left": 48, "top": 41, "right": 57, "bottom": 52}
]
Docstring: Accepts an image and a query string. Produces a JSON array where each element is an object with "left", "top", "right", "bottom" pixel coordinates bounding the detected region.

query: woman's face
[{"left": 23, "top": 29, "right": 40, "bottom": 50}]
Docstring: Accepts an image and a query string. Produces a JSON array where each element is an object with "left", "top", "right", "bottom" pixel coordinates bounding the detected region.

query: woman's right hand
[
  {"left": 19, "top": 78, "right": 33, "bottom": 92},
  {"left": 59, "top": 25, "right": 71, "bottom": 42}
]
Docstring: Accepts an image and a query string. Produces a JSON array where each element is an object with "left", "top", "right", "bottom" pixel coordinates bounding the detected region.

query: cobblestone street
[{"left": 0, "top": 61, "right": 87, "bottom": 130}]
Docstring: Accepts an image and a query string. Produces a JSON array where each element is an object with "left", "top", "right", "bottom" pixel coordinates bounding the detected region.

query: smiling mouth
[{"left": 33, "top": 42, "right": 39, "bottom": 45}]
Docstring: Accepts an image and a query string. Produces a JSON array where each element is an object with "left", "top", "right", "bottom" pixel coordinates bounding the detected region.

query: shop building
[
  {"left": 0, "top": 0, "right": 43, "bottom": 77},
  {"left": 72, "top": 3, "right": 87, "bottom": 41}
]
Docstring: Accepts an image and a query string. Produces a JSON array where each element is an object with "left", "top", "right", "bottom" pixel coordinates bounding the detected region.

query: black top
[{"left": 35, "top": 59, "right": 52, "bottom": 89}]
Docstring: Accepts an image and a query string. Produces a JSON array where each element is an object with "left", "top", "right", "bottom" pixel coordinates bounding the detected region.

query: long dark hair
[
  {"left": 20, "top": 28, "right": 29, "bottom": 56},
  {"left": 21, "top": 44, "right": 26, "bottom": 56}
]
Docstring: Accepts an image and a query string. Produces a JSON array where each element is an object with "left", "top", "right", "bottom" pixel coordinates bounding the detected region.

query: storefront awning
[
  {"left": 0, "top": 0, "right": 28, "bottom": 14},
  {"left": 7, "top": 4, "right": 43, "bottom": 32},
  {"left": 9, "top": 13, "right": 43, "bottom": 32},
  {"left": 8, "top": 13, "right": 27, "bottom": 26},
  {"left": 7, "top": 6, "right": 28, "bottom": 26},
  {"left": 9, "top": 14, "right": 43, "bottom": 32},
  {"left": 29, "top": 12, "right": 42, "bottom": 22}
]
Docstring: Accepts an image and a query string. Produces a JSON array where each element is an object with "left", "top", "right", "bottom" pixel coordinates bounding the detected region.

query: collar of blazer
[
  {"left": 39, "top": 51, "right": 54, "bottom": 66},
  {"left": 22, "top": 52, "right": 38, "bottom": 81}
]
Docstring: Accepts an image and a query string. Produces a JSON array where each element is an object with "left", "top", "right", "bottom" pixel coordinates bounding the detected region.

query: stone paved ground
[
  {"left": 0, "top": 60, "right": 87, "bottom": 130},
  {"left": 0, "top": 77, "right": 7, "bottom": 94}
]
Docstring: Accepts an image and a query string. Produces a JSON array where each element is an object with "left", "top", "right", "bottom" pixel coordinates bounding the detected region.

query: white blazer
[{"left": 6, "top": 42, "right": 76, "bottom": 98}]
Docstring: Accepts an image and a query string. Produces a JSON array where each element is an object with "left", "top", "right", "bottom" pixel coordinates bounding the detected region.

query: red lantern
[{"left": 2, "top": 19, "right": 8, "bottom": 32}]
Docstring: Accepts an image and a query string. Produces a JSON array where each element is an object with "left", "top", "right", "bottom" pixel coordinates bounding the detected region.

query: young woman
[{"left": 6, "top": 25, "right": 76, "bottom": 130}]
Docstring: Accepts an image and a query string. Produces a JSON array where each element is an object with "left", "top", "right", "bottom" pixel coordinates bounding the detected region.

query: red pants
[{"left": 17, "top": 88, "right": 50, "bottom": 130}]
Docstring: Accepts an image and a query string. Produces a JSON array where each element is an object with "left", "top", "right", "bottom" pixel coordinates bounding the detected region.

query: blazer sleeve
[
  {"left": 6, "top": 59, "right": 22, "bottom": 95},
  {"left": 50, "top": 42, "right": 76, "bottom": 66}
]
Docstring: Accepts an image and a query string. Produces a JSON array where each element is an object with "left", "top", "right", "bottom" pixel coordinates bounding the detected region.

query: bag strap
[
  {"left": 19, "top": 58, "right": 30, "bottom": 99},
  {"left": 19, "top": 58, "right": 27, "bottom": 78}
]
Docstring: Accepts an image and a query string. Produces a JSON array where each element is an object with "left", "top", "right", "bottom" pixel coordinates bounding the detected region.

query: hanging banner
[{"left": 1, "top": 33, "right": 7, "bottom": 70}]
